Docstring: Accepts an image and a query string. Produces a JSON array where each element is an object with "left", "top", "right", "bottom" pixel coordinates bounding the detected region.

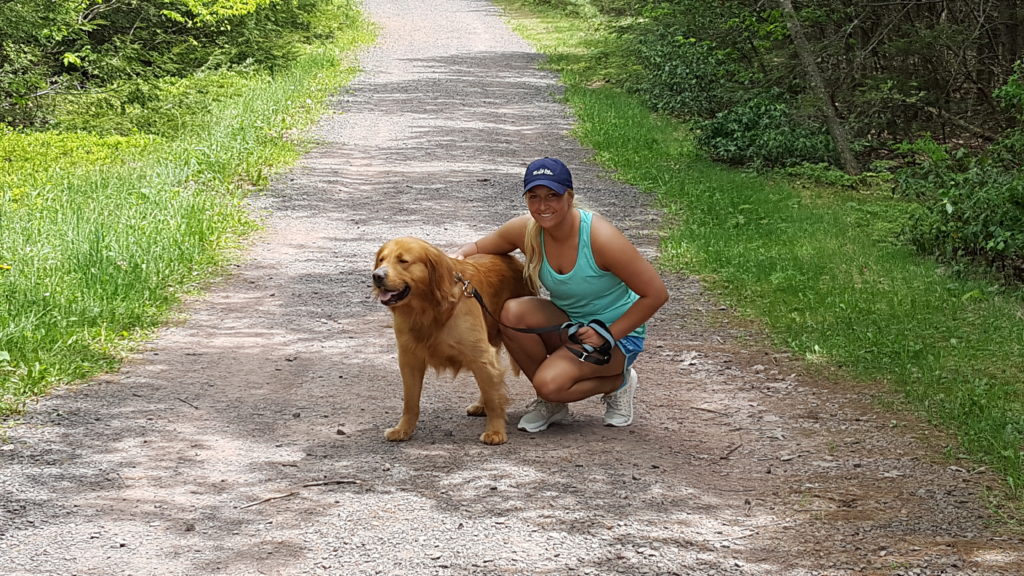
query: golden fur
[{"left": 372, "top": 237, "right": 534, "bottom": 444}]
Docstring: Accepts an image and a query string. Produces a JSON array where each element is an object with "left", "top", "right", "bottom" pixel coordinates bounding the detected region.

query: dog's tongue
[{"left": 378, "top": 290, "right": 398, "bottom": 304}]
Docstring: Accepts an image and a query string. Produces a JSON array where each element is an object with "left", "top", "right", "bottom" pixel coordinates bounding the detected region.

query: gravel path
[{"left": 2, "top": 1, "right": 1023, "bottom": 575}]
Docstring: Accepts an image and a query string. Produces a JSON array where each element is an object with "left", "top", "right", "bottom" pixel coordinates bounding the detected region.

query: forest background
[{"left": 1, "top": 0, "right": 1023, "bottom": 512}]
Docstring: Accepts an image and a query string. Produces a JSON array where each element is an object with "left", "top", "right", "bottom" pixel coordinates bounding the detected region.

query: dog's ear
[{"left": 425, "top": 243, "right": 459, "bottom": 306}]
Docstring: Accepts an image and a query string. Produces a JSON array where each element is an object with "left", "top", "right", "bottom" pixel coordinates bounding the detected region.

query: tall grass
[
  {"left": 0, "top": 11, "right": 374, "bottom": 414},
  {"left": 498, "top": 0, "right": 1024, "bottom": 499}
]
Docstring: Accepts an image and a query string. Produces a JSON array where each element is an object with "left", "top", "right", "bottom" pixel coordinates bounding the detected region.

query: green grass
[
  {"left": 0, "top": 7, "right": 375, "bottom": 414},
  {"left": 498, "top": 0, "right": 1024, "bottom": 500}
]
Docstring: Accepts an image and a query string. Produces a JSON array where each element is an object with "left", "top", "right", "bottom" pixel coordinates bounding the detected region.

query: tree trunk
[
  {"left": 778, "top": 0, "right": 861, "bottom": 175},
  {"left": 999, "top": 0, "right": 1021, "bottom": 66}
]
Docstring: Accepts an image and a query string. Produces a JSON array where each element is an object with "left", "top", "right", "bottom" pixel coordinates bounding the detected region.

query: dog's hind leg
[
  {"left": 468, "top": 353, "right": 510, "bottom": 445},
  {"left": 385, "top": 349, "right": 426, "bottom": 442}
]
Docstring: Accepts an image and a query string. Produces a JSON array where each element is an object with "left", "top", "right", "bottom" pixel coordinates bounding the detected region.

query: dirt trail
[{"left": 2, "top": 1, "right": 1023, "bottom": 575}]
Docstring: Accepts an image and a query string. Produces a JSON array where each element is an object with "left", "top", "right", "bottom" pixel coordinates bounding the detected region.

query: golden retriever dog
[{"left": 372, "top": 237, "right": 534, "bottom": 445}]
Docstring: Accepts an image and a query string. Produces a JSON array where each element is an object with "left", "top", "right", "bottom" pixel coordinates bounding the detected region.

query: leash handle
[
  {"left": 565, "top": 319, "right": 615, "bottom": 365},
  {"left": 567, "top": 319, "right": 614, "bottom": 350}
]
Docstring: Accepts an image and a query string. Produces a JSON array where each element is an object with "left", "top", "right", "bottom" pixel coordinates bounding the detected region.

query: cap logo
[{"left": 532, "top": 168, "right": 555, "bottom": 176}]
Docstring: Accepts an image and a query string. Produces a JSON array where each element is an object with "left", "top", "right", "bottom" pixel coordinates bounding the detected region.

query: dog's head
[{"left": 372, "top": 237, "right": 458, "bottom": 309}]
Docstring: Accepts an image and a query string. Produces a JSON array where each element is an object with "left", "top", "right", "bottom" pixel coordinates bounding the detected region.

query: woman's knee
[
  {"left": 531, "top": 370, "right": 570, "bottom": 402},
  {"left": 499, "top": 297, "right": 532, "bottom": 326},
  {"left": 499, "top": 296, "right": 562, "bottom": 327}
]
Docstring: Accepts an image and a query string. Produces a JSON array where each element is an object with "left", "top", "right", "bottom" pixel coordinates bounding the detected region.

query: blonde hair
[{"left": 522, "top": 189, "right": 575, "bottom": 293}]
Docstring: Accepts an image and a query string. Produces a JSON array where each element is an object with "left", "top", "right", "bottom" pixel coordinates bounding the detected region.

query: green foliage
[
  {"left": 609, "top": 0, "right": 767, "bottom": 120},
  {"left": 0, "top": 0, "right": 356, "bottom": 128},
  {"left": 991, "top": 63, "right": 1024, "bottom": 169},
  {"left": 618, "top": 30, "right": 743, "bottom": 119},
  {"left": 895, "top": 139, "right": 1024, "bottom": 280},
  {"left": 778, "top": 162, "right": 893, "bottom": 192},
  {"left": 694, "top": 95, "right": 836, "bottom": 168},
  {"left": 995, "top": 62, "right": 1024, "bottom": 116},
  {"left": 0, "top": 0, "right": 85, "bottom": 125},
  {"left": 585, "top": 0, "right": 643, "bottom": 17},
  {"left": 0, "top": 128, "right": 158, "bottom": 214},
  {"left": 52, "top": 71, "right": 258, "bottom": 136},
  {"left": 496, "top": 0, "right": 1024, "bottom": 180}
]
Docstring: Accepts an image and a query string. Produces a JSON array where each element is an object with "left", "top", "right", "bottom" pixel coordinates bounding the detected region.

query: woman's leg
[
  {"left": 499, "top": 297, "right": 626, "bottom": 403},
  {"left": 498, "top": 297, "right": 567, "bottom": 382},
  {"left": 531, "top": 347, "right": 626, "bottom": 403}
]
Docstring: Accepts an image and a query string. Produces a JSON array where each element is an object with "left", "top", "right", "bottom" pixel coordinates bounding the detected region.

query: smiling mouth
[{"left": 378, "top": 284, "right": 411, "bottom": 306}]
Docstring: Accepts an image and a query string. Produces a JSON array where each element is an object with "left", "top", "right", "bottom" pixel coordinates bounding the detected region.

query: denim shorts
[{"left": 616, "top": 335, "right": 645, "bottom": 370}]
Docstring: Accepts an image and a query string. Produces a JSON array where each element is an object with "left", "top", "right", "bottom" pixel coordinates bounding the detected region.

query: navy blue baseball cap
[{"left": 523, "top": 157, "right": 573, "bottom": 195}]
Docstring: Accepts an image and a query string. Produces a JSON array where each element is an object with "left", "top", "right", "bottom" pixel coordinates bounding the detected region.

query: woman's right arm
[{"left": 451, "top": 215, "right": 530, "bottom": 258}]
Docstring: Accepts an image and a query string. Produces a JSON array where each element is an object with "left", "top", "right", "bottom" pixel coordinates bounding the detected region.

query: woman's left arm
[{"left": 590, "top": 214, "right": 670, "bottom": 342}]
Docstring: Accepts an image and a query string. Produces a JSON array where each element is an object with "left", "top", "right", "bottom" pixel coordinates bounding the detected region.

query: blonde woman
[{"left": 452, "top": 158, "right": 668, "bottom": 432}]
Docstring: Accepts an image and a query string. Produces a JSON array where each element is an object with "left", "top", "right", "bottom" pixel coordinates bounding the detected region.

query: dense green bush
[
  {"left": 895, "top": 139, "right": 1024, "bottom": 280},
  {"left": 694, "top": 95, "right": 836, "bottom": 168},
  {"left": 607, "top": 0, "right": 768, "bottom": 121},
  {"left": 0, "top": 0, "right": 84, "bottom": 126},
  {"left": 587, "top": 0, "right": 643, "bottom": 17},
  {"left": 893, "top": 68, "right": 1024, "bottom": 280},
  {"left": 990, "top": 63, "right": 1024, "bottom": 169},
  {"left": 0, "top": 0, "right": 348, "bottom": 129},
  {"left": 617, "top": 26, "right": 742, "bottom": 119}
]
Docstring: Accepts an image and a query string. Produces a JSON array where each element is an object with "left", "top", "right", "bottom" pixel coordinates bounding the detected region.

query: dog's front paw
[
  {"left": 465, "top": 402, "right": 486, "bottom": 417},
  {"left": 479, "top": 429, "right": 508, "bottom": 445},
  {"left": 384, "top": 426, "right": 414, "bottom": 442}
]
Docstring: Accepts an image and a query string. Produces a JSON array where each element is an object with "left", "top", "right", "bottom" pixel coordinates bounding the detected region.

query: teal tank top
[{"left": 539, "top": 209, "right": 645, "bottom": 338}]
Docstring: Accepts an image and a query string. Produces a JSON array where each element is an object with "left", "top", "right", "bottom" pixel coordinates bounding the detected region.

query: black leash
[{"left": 456, "top": 273, "right": 614, "bottom": 365}]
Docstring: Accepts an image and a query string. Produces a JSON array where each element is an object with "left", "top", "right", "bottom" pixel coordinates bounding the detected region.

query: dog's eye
[{"left": 398, "top": 258, "right": 410, "bottom": 264}]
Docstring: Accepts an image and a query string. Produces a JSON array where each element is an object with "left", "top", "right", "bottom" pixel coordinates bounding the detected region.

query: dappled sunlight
[
  {"left": 968, "top": 547, "right": 1024, "bottom": 567},
  {"left": 437, "top": 460, "right": 548, "bottom": 490}
]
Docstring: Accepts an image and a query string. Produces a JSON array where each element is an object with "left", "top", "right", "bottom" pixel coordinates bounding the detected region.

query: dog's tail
[{"left": 506, "top": 351, "right": 522, "bottom": 378}]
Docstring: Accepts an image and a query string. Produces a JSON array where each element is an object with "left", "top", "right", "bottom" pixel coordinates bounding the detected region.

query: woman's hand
[
  {"left": 573, "top": 325, "right": 611, "bottom": 349},
  {"left": 448, "top": 241, "right": 477, "bottom": 260}
]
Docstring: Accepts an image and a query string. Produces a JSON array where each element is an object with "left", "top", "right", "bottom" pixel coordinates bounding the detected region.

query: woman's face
[{"left": 524, "top": 186, "right": 572, "bottom": 229}]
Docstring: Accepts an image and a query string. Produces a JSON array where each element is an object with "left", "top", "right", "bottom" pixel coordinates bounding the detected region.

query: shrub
[
  {"left": 0, "top": 0, "right": 83, "bottom": 126},
  {"left": 0, "top": 0, "right": 353, "bottom": 129},
  {"left": 617, "top": 27, "right": 742, "bottom": 119},
  {"left": 895, "top": 138, "right": 1024, "bottom": 280},
  {"left": 694, "top": 95, "right": 837, "bottom": 168},
  {"left": 587, "top": 0, "right": 645, "bottom": 17},
  {"left": 990, "top": 62, "right": 1024, "bottom": 170}
]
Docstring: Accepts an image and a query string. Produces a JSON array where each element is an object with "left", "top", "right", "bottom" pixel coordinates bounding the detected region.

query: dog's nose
[{"left": 372, "top": 267, "right": 387, "bottom": 286}]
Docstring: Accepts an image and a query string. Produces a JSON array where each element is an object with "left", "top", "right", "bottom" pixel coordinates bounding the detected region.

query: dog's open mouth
[{"left": 378, "top": 284, "right": 411, "bottom": 306}]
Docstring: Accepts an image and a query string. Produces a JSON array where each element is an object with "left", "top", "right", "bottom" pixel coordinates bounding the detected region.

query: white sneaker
[
  {"left": 602, "top": 368, "right": 637, "bottom": 427},
  {"left": 517, "top": 398, "right": 569, "bottom": 432}
]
